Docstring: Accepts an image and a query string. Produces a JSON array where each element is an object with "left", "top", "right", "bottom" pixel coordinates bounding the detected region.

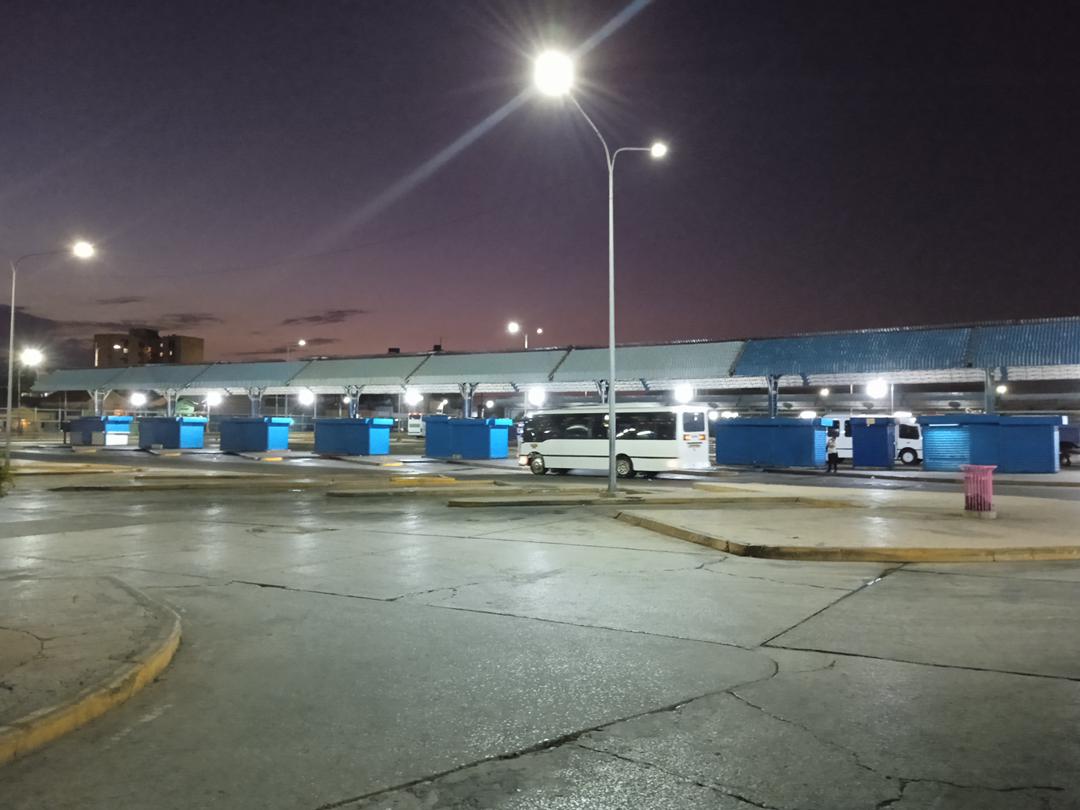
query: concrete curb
[
  {"left": 0, "top": 577, "right": 182, "bottom": 766},
  {"left": 615, "top": 511, "right": 1080, "bottom": 563},
  {"left": 448, "top": 493, "right": 852, "bottom": 509},
  {"left": 760, "top": 467, "right": 1080, "bottom": 488}
]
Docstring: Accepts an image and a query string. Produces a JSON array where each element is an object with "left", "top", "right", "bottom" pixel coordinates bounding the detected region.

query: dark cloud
[
  {"left": 280, "top": 309, "right": 367, "bottom": 327},
  {"left": 160, "top": 312, "right": 223, "bottom": 328},
  {"left": 231, "top": 337, "right": 339, "bottom": 357},
  {"left": 96, "top": 296, "right": 146, "bottom": 305}
]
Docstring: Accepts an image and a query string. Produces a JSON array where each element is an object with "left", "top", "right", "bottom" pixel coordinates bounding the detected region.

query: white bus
[
  {"left": 406, "top": 413, "right": 426, "bottom": 436},
  {"left": 519, "top": 404, "right": 710, "bottom": 478},
  {"left": 825, "top": 413, "right": 923, "bottom": 465}
]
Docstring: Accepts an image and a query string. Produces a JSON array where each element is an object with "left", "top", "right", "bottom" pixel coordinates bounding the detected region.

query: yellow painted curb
[
  {"left": 615, "top": 511, "right": 1080, "bottom": 563},
  {"left": 389, "top": 475, "right": 458, "bottom": 486},
  {"left": 0, "top": 580, "right": 182, "bottom": 767}
]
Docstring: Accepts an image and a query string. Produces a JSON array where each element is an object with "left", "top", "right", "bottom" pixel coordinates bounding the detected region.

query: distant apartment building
[{"left": 93, "top": 328, "right": 205, "bottom": 368}]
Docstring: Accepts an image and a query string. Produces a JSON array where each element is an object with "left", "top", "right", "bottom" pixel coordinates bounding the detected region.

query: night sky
[{"left": 3, "top": 0, "right": 1079, "bottom": 366}]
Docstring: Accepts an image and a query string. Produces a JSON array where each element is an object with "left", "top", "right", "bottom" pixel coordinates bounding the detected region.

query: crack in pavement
[
  {"left": 760, "top": 564, "right": 907, "bottom": 646},
  {"left": 729, "top": 692, "right": 1066, "bottom": 802},
  {"left": 575, "top": 742, "right": 785, "bottom": 810},
  {"left": 764, "top": 643, "right": 1080, "bottom": 683},
  {"left": 311, "top": 654, "right": 783, "bottom": 810},
  {"left": 874, "top": 776, "right": 1064, "bottom": 809},
  {"left": 700, "top": 562, "right": 860, "bottom": 592}
]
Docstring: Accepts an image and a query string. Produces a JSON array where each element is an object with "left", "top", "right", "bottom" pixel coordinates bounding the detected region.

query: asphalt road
[
  {"left": 12, "top": 442, "right": 1080, "bottom": 502},
  {"left": 1, "top": 483, "right": 1077, "bottom": 808}
]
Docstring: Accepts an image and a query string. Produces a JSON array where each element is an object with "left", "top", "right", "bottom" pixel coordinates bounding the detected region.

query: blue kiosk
[
  {"left": 850, "top": 417, "right": 896, "bottom": 469},
  {"left": 314, "top": 418, "right": 394, "bottom": 456},
  {"left": 714, "top": 418, "right": 830, "bottom": 468},
  {"left": 68, "top": 415, "right": 134, "bottom": 447},
  {"left": 423, "top": 416, "right": 513, "bottom": 459},
  {"left": 219, "top": 417, "right": 293, "bottom": 453},
  {"left": 137, "top": 416, "right": 209, "bottom": 450},
  {"left": 918, "top": 414, "right": 1064, "bottom": 473}
]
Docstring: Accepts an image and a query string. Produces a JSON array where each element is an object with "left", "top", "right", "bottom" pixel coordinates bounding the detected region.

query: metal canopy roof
[
  {"left": 734, "top": 328, "right": 971, "bottom": 377},
  {"left": 32, "top": 367, "right": 126, "bottom": 393},
  {"left": 968, "top": 318, "right": 1080, "bottom": 368},
  {"left": 290, "top": 355, "right": 429, "bottom": 388},
  {"left": 31, "top": 317, "right": 1080, "bottom": 396},
  {"left": 104, "top": 364, "right": 211, "bottom": 391},
  {"left": 407, "top": 350, "right": 568, "bottom": 385},
  {"left": 183, "top": 361, "right": 307, "bottom": 392},
  {"left": 553, "top": 342, "right": 744, "bottom": 383}
]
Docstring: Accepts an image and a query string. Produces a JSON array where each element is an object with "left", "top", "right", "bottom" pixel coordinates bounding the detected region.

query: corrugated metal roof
[
  {"left": 968, "top": 318, "right": 1080, "bottom": 368},
  {"left": 408, "top": 350, "right": 568, "bottom": 384},
  {"left": 734, "top": 328, "right": 970, "bottom": 377},
  {"left": 184, "top": 361, "right": 307, "bottom": 389},
  {"left": 290, "top": 355, "right": 428, "bottom": 387},
  {"left": 553, "top": 342, "right": 744, "bottom": 383},
  {"left": 103, "top": 364, "right": 211, "bottom": 390},
  {"left": 33, "top": 367, "right": 126, "bottom": 392}
]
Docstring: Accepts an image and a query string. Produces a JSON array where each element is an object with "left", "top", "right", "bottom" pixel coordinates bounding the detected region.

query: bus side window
[
  {"left": 899, "top": 424, "right": 919, "bottom": 440},
  {"left": 843, "top": 420, "right": 852, "bottom": 438}
]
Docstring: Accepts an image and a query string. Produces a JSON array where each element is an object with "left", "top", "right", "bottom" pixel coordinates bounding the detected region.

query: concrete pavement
[
  {"left": 0, "top": 575, "right": 180, "bottom": 764},
  {"left": 617, "top": 481, "right": 1080, "bottom": 561},
  {"left": 0, "top": 486, "right": 1078, "bottom": 808}
]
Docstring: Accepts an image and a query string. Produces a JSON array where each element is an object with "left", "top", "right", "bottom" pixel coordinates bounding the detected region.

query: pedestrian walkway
[
  {"left": 618, "top": 482, "right": 1080, "bottom": 561},
  {"left": 0, "top": 576, "right": 180, "bottom": 765}
]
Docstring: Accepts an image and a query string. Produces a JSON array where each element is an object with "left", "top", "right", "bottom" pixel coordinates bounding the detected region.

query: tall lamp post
[
  {"left": 6, "top": 241, "right": 95, "bottom": 458},
  {"left": 507, "top": 321, "right": 543, "bottom": 349},
  {"left": 533, "top": 50, "right": 667, "bottom": 494}
]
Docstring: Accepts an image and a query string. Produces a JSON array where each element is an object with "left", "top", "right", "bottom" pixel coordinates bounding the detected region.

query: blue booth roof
[{"left": 918, "top": 414, "right": 1066, "bottom": 426}]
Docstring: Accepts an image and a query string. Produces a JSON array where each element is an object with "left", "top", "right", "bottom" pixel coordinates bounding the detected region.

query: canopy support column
[
  {"left": 459, "top": 383, "right": 477, "bottom": 419},
  {"left": 766, "top": 375, "right": 780, "bottom": 418},
  {"left": 345, "top": 385, "right": 362, "bottom": 419},
  {"left": 247, "top": 387, "right": 265, "bottom": 417}
]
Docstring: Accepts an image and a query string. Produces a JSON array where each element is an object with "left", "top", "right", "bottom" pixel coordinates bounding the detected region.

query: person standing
[{"left": 826, "top": 430, "right": 839, "bottom": 473}]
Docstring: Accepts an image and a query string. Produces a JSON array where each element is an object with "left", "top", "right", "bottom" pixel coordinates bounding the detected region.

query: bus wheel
[
  {"left": 616, "top": 455, "right": 635, "bottom": 478},
  {"left": 899, "top": 448, "right": 918, "bottom": 466},
  {"left": 528, "top": 454, "right": 547, "bottom": 475}
]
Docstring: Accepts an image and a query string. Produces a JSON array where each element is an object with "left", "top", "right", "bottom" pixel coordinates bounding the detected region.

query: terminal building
[{"left": 39, "top": 316, "right": 1080, "bottom": 422}]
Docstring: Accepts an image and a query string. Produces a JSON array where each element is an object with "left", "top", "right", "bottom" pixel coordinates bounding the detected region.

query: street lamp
[
  {"left": 6, "top": 241, "right": 95, "bottom": 456},
  {"left": 16, "top": 348, "right": 44, "bottom": 407},
  {"left": 206, "top": 391, "right": 223, "bottom": 419},
  {"left": 534, "top": 50, "right": 667, "bottom": 494},
  {"left": 285, "top": 339, "right": 307, "bottom": 361},
  {"left": 507, "top": 321, "right": 543, "bottom": 349}
]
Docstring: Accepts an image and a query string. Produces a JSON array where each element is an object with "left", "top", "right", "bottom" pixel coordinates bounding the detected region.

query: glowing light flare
[
  {"left": 866, "top": 378, "right": 889, "bottom": 399},
  {"left": 819, "top": 388, "right": 830, "bottom": 397},
  {"left": 799, "top": 410, "right": 817, "bottom": 419},
  {"left": 129, "top": 392, "right": 148, "bottom": 408},
  {"left": 996, "top": 384, "right": 1008, "bottom": 395},
  {"left": 206, "top": 391, "right": 223, "bottom": 407},
  {"left": 527, "top": 387, "right": 546, "bottom": 407},
  {"left": 533, "top": 51, "right": 574, "bottom": 97},
  {"left": 71, "top": 241, "right": 95, "bottom": 259},
  {"left": 673, "top": 383, "right": 694, "bottom": 404},
  {"left": 650, "top": 142, "right": 668, "bottom": 159},
  {"left": 403, "top": 388, "right": 423, "bottom": 407},
  {"left": 19, "top": 348, "right": 44, "bottom": 367},
  {"left": 297, "top": 390, "right": 316, "bottom": 406}
]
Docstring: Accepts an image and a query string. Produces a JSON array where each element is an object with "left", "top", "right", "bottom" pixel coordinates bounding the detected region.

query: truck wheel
[
  {"left": 529, "top": 454, "right": 547, "bottom": 475},
  {"left": 899, "top": 448, "right": 918, "bottom": 466}
]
